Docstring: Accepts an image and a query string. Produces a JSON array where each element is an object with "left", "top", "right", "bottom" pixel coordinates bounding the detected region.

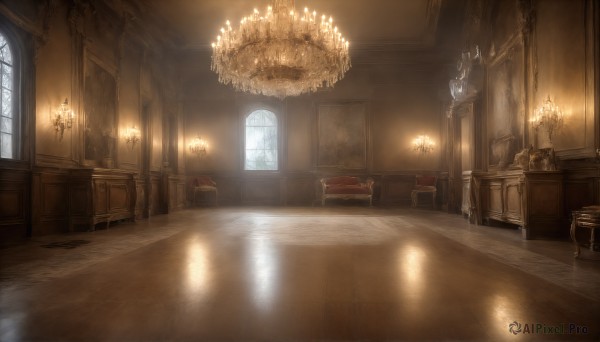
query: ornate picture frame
[
  {"left": 486, "top": 41, "right": 525, "bottom": 169},
  {"left": 316, "top": 102, "right": 368, "bottom": 170},
  {"left": 83, "top": 55, "right": 117, "bottom": 166}
]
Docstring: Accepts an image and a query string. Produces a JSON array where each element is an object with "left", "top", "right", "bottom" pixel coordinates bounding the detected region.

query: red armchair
[
  {"left": 193, "top": 176, "right": 218, "bottom": 206},
  {"left": 411, "top": 175, "right": 437, "bottom": 208}
]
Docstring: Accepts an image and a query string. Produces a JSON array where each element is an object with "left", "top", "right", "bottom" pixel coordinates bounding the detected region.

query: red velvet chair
[
  {"left": 411, "top": 175, "right": 437, "bottom": 208},
  {"left": 193, "top": 176, "right": 218, "bottom": 206}
]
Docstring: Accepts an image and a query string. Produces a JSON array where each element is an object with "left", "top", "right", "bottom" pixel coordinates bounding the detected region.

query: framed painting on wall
[
  {"left": 84, "top": 56, "right": 117, "bottom": 166},
  {"left": 317, "top": 102, "right": 368, "bottom": 170},
  {"left": 486, "top": 41, "right": 525, "bottom": 169}
]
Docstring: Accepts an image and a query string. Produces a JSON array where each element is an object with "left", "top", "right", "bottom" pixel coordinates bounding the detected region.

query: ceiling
[{"left": 141, "top": 0, "right": 464, "bottom": 51}]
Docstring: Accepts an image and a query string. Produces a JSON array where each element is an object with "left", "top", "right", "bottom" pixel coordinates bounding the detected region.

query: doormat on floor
[{"left": 40, "top": 240, "right": 91, "bottom": 249}]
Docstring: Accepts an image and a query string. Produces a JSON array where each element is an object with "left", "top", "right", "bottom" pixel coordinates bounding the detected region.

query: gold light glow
[
  {"left": 412, "top": 135, "right": 435, "bottom": 154},
  {"left": 51, "top": 98, "right": 74, "bottom": 140},
  {"left": 124, "top": 126, "right": 140, "bottom": 149},
  {"left": 530, "top": 95, "right": 563, "bottom": 143},
  {"left": 211, "top": 0, "right": 351, "bottom": 98},
  {"left": 189, "top": 135, "right": 208, "bottom": 158}
]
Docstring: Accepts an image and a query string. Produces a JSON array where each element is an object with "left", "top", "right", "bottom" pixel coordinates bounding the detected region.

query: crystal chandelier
[{"left": 211, "top": 0, "right": 351, "bottom": 98}]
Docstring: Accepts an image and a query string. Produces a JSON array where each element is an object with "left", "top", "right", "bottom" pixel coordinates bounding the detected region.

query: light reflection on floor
[
  {"left": 185, "top": 237, "right": 212, "bottom": 302},
  {"left": 0, "top": 208, "right": 598, "bottom": 340},
  {"left": 397, "top": 244, "right": 426, "bottom": 303},
  {"left": 249, "top": 237, "right": 278, "bottom": 311}
]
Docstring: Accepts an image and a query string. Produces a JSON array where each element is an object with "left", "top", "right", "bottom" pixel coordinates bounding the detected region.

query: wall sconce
[
  {"left": 413, "top": 135, "right": 435, "bottom": 154},
  {"left": 124, "top": 126, "right": 141, "bottom": 149},
  {"left": 530, "top": 95, "right": 563, "bottom": 143},
  {"left": 51, "top": 98, "right": 74, "bottom": 140},
  {"left": 189, "top": 135, "right": 207, "bottom": 158}
]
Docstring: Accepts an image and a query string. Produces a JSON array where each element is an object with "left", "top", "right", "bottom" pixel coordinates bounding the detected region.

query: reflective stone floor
[{"left": 1, "top": 207, "right": 600, "bottom": 341}]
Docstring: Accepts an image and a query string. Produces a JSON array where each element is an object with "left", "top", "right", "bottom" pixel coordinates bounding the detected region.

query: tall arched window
[
  {"left": 245, "top": 109, "right": 278, "bottom": 171},
  {"left": 0, "top": 32, "right": 15, "bottom": 159}
]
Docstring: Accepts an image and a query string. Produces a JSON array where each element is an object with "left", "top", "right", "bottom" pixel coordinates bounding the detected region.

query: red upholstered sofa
[{"left": 320, "top": 176, "right": 374, "bottom": 206}]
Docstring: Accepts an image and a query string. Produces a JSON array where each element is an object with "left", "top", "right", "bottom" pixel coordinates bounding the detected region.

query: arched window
[
  {"left": 0, "top": 32, "right": 15, "bottom": 159},
  {"left": 245, "top": 109, "right": 278, "bottom": 171}
]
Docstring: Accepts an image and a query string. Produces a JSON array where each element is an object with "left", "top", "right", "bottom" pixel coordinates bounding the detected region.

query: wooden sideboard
[
  {"left": 68, "top": 168, "right": 138, "bottom": 231},
  {"left": 478, "top": 170, "right": 564, "bottom": 239}
]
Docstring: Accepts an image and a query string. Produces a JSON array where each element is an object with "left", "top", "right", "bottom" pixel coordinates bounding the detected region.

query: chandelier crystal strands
[{"left": 210, "top": 0, "right": 351, "bottom": 99}]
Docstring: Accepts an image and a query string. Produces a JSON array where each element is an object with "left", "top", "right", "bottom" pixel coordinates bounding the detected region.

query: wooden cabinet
[
  {"left": 479, "top": 170, "right": 564, "bottom": 239},
  {"left": 68, "top": 168, "right": 137, "bottom": 231}
]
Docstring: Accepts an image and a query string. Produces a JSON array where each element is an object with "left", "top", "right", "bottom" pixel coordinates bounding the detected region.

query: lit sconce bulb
[
  {"left": 217, "top": 35, "right": 221, "bottom": 41},
  {"left": 226, "top": 20, "right": 230, "bottom": 26},
  {"left": 189, "top": 135, "right": 208, "bottom": 158},
  {"left": 125, "top": 126, "right": 141, "bottom": 149},
  {"left": 52, "top": 98, "right": 74, "bottom": 140},
  {"left": 211, "top": 42, "right": 215, "bottom": 48},
  {"left": 329, "top": 16, "right": 333, "bottom": 23},
  {"left": 254, "top": 8, "right": 258, "bottom": 14},
  {"left": 413, "top": 135, "right": 435, "bottom": 154},
  {"left": 220, "top": 28, "right": 225, "bottom": 33},
  {"left": 304, "top": 7, "right": 308, "bottom": 13}
]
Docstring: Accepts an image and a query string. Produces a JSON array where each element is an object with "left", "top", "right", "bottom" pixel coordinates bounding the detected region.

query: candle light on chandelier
[
  {"left": 210, "top": 0, "right": 351, "bottom": 98},
  {"left": 51, "top": 98, "right": 74, "bottom": 140},
  {"left": 413, "top": 135, "right": 435, "bottom": 154},
  {"left": 189, "top": 135, "right": 208, "bottom": 158},
  {"left": 530, "top": 95, "right": 563, "bottom": 143},
  {"left": 124, "top": 126, "right": 141, "bottom": 149}
]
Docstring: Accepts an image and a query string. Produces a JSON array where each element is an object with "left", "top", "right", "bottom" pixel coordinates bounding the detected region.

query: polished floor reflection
[{"left": 1, "top": 207, "right": 599, "bottom": 340}]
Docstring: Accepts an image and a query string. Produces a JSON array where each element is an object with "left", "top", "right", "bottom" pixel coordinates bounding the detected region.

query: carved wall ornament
[
  {"left": 513, "top": 146, "right": 557, "bottom": 171},
  {"left": 449, "top": 45, "right": 482, "bottom": 102},
  {"left": 513, "top": 146, "right": 532, "bottom": 170},
  {"left": 529, "top": 148, "right": 557, "bottom": 171}
]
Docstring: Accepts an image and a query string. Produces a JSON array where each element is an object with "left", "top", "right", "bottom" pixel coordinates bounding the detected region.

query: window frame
[
  {"left": 241, "top": 103, "right": 284, "bottom": 174},
  {"left": 0, "top": 29, "right": 19, "bottom": 161}
]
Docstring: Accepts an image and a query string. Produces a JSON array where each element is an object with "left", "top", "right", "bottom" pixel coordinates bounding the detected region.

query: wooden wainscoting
[
  {"left": 0, "top": 169, "right": 30, "bottom": 245},
  {"left": 31, "top": 168, "right": 69, "bottom": 236},
  {"left": 135, "top": 177, "right": 145, "bottom": 220},
  {"left": 242, "top": 176, "right": 283, "bottom": 205},
  {"left": 285, "top": 173, "right": 316, "bottom": 206},
  {"left": 563, "top": 167, "right": 599, "bottom": 214},
  {"left": 166, "top": 174, "right": 187, "bottom": 212},
  {"left": 379, "top": 174, "right": 417, "bottom": 206},
  {"left": 148, "top": 172, "right": 162, "bottom": 216}
]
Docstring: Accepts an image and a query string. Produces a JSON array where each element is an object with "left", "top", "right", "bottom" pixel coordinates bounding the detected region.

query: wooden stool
[{"left": 570, "top": 206, "right": 600, "bottom": 257}]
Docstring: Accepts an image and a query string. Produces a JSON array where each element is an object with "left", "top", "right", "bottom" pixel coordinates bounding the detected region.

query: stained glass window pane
[{"left": 245, "top": 110, "right": 278, "bottom": 171}]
